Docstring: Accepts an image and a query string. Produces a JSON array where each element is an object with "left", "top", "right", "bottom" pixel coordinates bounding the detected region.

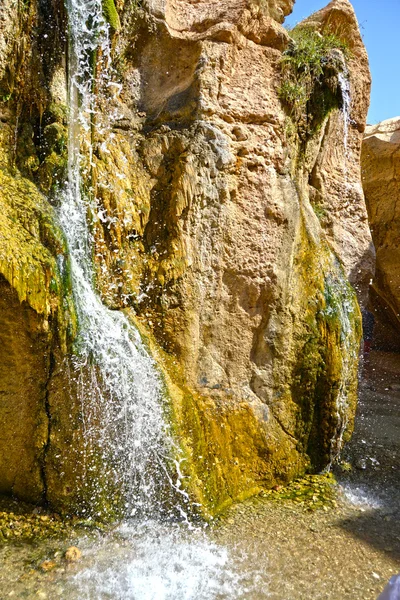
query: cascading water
[
  {"left": 322, "top": 67, "right": 356, "bottom": 468},
  {"left": 60, "top": 0, "right": 183, "bottom": 519},
  {"left": 325, "top": 271, "right": 357, "bottom": 467},
  {"left": 55, "top": 2, "right": 266, "bottom": 598}
]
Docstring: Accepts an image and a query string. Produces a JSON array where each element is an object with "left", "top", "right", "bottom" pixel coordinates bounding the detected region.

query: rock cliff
[
  {"left": 362, "top": 118, "right": 400, "bottom": 351},
  {"left": 0, "top": 0, "right": 373, "bottom": 515}
]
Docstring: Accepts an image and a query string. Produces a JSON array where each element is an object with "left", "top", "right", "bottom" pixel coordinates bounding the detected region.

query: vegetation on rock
[
  {"left": 260, "top": 472, "right": 338, "bottom": 511},
  {"left": 279, "top": 27, "right": 349, "bottom": 137},
  {"left": 287, "top": 231, "right": 361, "bottom": 470},
  {"left": 0, "top": 169, "right": 76, "bottom": 348}
]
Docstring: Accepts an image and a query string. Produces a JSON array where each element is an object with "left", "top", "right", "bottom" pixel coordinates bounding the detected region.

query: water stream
[
  {"left": 324, "top": 268, "right": 358, "bottom": 468},
  {"left": 338, "top": 68, "right": 352, "bottom": 188}
]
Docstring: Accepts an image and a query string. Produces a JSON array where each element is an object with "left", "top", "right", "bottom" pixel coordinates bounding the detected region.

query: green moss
[
  {"left": 102, "top": 0, "right": 121, "bottom": 32},
  {"left": 47, "top": 102, "right": 68, "bottom": 125},
  {"left": 280, "top": 222, "right": 361, "bottom": 471},
  {"left": 38, "top": 152, "right": 68, "bottom": 195},
  {"left": 261, "top": 472, "right": 338, "bottom": 511},
  {"left": 0, "top": 168, "right": 77, "bottom": 350},
  {"left": 311, "top": 202, "right": 327, "bottom": 221}
]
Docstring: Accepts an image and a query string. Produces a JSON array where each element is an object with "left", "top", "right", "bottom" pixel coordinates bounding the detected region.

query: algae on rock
[{"left": 102, "top": 0, "right": 121, "bottom": 31}]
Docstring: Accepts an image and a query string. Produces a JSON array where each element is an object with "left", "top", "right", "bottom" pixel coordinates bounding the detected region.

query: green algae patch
[
  {"left": 131, "top": 315, "right": 306, "bottom": 520},
  {"left": 275, "top": 219, "right": 362, "bottom": 473},
  {"left": 0, "top": 168, "right": 76, "bottom": 350},
  {"left": 102, "top": 0, "right": 121, "bottom": 32},
  {"left": 260, "top": 472, "right": 338, "bottom": 512}
]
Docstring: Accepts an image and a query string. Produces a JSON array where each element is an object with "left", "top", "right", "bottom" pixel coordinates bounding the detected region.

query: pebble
[
  {"left": 65, "top": 546, "right": 82, "bottom": 562},
  {"left": 39, "top": 560, "right": 57, "bottom": 572}
]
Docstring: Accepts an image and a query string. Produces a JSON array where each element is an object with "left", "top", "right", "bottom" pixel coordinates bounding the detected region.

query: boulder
[{"left": 84, "top": 0, "right": 373, "bottom": 512}]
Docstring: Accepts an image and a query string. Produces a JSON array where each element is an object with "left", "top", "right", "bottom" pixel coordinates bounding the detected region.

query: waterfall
[
  {"left": 51, "top": 4, "right": 268, "bottom": 597},
  {"left": 325, "top": 70, "right": 356, "bottom": 466},
  {"left": 324, "top": 267, "right": 358, "bottom": 468},
  {"left": 338, "top": 69, "right": 351, "bottom": 180},
  {"left": 60, "top": 0, "right": 183, "bottom": 519}
]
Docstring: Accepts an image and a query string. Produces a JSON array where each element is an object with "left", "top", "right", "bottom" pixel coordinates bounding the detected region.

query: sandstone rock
[
  {"left": 0, "top": 0, "right": 18, "bottom": 86},
  {"left": 80, "top": 0, "right": 373, "bottom": 512},
  {"left": 0, "top": 0, "right": 76, "bottom": 507},
  {"left": 300, "top": 0, "right": 374, "bottom": 303},
  {"left": 0, "top": 0, "right": 374, "bottom": 517},
  {"left": 362, "top": 118, "right": 400, "bottom": 350}
]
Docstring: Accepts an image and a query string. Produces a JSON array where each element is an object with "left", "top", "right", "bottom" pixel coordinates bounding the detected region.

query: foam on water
[
  {"left": 341, "top": 483, "right": 382, "bottom": 510},
  {"left": 66, "top": 523, "right": 267, "bottom": 600}
]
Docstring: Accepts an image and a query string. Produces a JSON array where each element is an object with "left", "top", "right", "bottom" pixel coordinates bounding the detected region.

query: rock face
[
  {"left": 0, "top": 0, "right": 75, "bottom": 504},
  {"left": 362, "top": 118, "right": 400, "bottom": 351},
  {"left": 0, "top": 0, "right": 373, "bottom": 515}
]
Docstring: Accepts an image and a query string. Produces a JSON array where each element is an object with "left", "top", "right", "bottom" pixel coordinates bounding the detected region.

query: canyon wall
[
  {"left": 0, "top": 0, "right": 373, "bottom": 515},
  {"left": 362, "top": 118, "right": 400, "bottom": 351}
]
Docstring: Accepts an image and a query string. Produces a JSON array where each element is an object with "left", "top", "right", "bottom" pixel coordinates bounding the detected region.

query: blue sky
[{"left": 285, "top": 0, "right": 400, "bottom": 124}]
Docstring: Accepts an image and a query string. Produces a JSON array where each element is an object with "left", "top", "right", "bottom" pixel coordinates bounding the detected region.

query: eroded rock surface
[
  {"left": 362, "top": 118, "right": 400, "bottom": 350},
  {"left": 0, "top": 0, "right": 75, "bottom": 506},
  {"left": 83, "top": 0, "right": 373, "bottom": 511}
]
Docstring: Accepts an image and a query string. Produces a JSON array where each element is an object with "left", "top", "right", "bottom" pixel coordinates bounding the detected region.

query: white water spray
[
  {"left": 324, "top": 267, "right": 358, "bottom": 467},
  {"left": 60, "top": 0, "right": 183, "bottom": 518}
]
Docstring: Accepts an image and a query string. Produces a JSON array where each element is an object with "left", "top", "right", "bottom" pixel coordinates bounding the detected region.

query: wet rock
[
  {"left": 39, "top": 560, "right": 57, "bottom": 572},
  {"left": 64, "top": 546, "right": 82, "bottom": 562},
  {"left": 0, "top": 0, "right": 373, "bottom": 516},
  {"left": 355, "top": 458, "right": 367, "bottom": 470}
]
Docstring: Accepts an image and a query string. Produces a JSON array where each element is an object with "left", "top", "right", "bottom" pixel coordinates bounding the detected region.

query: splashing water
[
  {"left": 60, "top": 0, "right": 184, "bottom": 519},
  {"left": 67, "top": 522, "right": 267, "bottom": 600}
]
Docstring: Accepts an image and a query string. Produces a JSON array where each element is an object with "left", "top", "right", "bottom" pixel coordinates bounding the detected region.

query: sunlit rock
[
  {"left": 362, "top": 117, "right": 400, "bottom": 351},
  {"left": 0, "top": 0, "right": 374, "bottom": 516}
]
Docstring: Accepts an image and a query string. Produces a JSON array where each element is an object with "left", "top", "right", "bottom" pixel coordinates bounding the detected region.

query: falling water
[
  {"left": 50, "top": 3, "right": 274, "bottom": 597},
  {"left": 59, "top": 0, "right": 183, "bottom": 519},
  {"left": 338, "top": 69, "right": 351, "bottom": 180},
  {"left": 324, "top": 266, "right": 358, "bottom": 467}
]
